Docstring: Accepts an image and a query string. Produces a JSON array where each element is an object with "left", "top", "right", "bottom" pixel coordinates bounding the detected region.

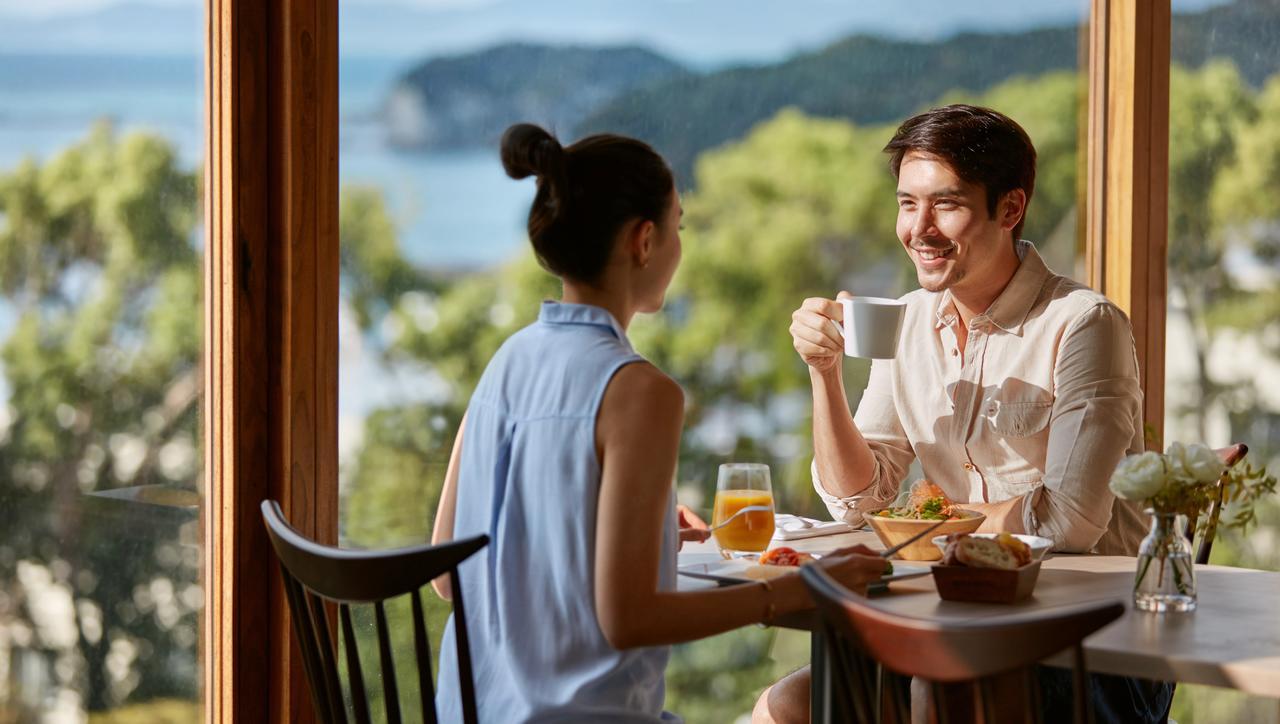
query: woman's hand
[
  {"left": 790, "top": 293, "right": 849, "bottom": 375},
  {"left": 677, "top": 504, "right": 710, "bottom": 549},
  {"left": 814, "top": 544, "right": 889, "bottom": 595}
]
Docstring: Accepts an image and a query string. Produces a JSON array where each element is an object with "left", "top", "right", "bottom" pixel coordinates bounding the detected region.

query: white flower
[
  {"left": 1165, "top": 442, "right": 1192, "bottom": 480},
  {"left": 1110, "top": 451, "right": 1168, "bottom": 501},
  {"left": 1182, "top": 443, "right": 1224, "bottom": 484}
]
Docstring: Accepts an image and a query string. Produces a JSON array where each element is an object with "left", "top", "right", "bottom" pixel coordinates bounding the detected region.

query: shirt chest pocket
[{"left": 985, "top": 399, "right": 1053, "bottom": 439}]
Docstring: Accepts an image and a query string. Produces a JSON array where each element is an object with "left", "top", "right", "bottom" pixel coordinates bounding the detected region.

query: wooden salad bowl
[{"left": 865, "top": 510, "right": 985, "bottom": 561}]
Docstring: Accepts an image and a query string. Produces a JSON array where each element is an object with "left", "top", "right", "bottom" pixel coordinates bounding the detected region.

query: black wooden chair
[
  {"left": 801, "top": 563, "right": 1124, "bottom": 724},
  {"left": 261, "top": 500, "right": 488, "bottom": 724},
  {"left": 1189, "top": 443, "right": 1249, "bottom": 565}
]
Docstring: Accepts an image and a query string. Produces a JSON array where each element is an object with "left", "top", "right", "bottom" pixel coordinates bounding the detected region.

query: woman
[{"left": 431, "top": 123, "right": 885, "bottom": 723}]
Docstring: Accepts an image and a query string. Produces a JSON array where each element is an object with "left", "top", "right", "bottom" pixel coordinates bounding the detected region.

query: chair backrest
[
  {"left": 801, "top": 564, "right": 1124, "bottom": 724},
  {"left": 261, "top": 499, "right": 488, "bottom": 724},
  {"left": 1191, "top": 443, "right": 1249, "bottom": 564}
]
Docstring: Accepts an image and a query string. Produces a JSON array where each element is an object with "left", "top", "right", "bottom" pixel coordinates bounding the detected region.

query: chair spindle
[
  {"left": 450, "top": 569, "right": 479, "bottom": 724},
  {"left": 282, "top": 573, "right": 332, "bottom": 723},
  {"left": 309, "top": 592, "right": 348, "bottom": 724},
  {"left": 339, "top": 604, "right": 372, "bottom": 724},
  {"left": 374, "top": 600, "right": 402, "bottom": 724},
  {"left": 411, "top": 590, "right": 438, "bottom": 724}
]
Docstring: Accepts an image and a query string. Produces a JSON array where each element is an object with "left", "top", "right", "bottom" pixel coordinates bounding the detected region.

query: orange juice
[{"left": 712, "top": 490, "right": 775, "bottom": 552}]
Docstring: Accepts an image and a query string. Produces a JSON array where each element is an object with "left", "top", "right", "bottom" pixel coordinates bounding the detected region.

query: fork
[{"left": 707, "top": 505, "right": 773, "bottom": 531}]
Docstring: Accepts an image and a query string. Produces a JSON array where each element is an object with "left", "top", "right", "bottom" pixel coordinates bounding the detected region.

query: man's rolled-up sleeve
[
  {"left": 1025, "top": 303, "right": 1143, "bottom": 552},
  {"left": 813, "top": 359, "right": 915, "bottom": 525}
]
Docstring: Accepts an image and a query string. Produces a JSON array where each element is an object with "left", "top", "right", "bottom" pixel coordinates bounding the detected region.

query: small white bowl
[{"left": 932, "top": 533, "right": 1054, "bottom": 562}]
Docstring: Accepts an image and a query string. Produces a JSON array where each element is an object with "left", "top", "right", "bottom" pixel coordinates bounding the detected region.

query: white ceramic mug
[{"left": 838, "top": 296, "right": 906, "bottom": 359}]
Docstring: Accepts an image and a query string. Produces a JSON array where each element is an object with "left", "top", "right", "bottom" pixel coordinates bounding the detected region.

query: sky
[
  {"left": 0, "top": 0, "right": 487, "bottom": 16},
  {"left": 0, "top": 0, "right": 1235, "bottom": 64}
]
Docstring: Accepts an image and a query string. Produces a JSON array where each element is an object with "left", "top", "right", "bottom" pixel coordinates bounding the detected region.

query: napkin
[{"left": 773, "top": 513, "right": 854, "bottom": 541}]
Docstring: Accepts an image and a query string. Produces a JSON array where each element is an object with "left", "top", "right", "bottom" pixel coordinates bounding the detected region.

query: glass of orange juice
[{"left": 712, "top": 463, "right": 775, "bottom": 558}]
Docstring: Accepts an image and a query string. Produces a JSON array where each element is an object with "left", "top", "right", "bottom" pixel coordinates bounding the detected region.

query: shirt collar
[
  {"left": 933, "top": 291, "right": 958, "bottom": 331},
  {"left": 933, "top": 241, "right": 1049, "bottom": 335},
  {"left": 538, "top": 301, "right": 634, "bottom": 352}
]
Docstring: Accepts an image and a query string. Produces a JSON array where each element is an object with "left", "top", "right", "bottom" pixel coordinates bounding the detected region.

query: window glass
[
  {"left": 1166, "top": 0, "right": 1280, "bottom": 719},
  {"left": 0, "top": 4, "right": 204, "bottom": 721},
  {"left": 338, "top": 2, "right": 1089, "bottom": 717}
]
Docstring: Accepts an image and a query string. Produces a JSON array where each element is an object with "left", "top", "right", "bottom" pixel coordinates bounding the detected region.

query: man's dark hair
[{"left": 883, "top": 104, "right": 1037, "bottom": 242}]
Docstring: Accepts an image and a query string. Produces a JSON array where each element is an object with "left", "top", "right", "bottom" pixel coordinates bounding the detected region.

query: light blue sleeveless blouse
[{"left": 436, "top": 301, "right": 680, "bottom": 723}]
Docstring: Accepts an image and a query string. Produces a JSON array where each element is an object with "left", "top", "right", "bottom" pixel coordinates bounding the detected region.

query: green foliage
[
  {"left": 86, "top": 698, "right": 199, "bottom": 723},
  {"left": 633, "top": 109, "right": 900, "bottom": 509},
  {"left": 582, "top": 0, "right": 1280, "bottom": 182},
  {"left": 0, "top": 123, "right": 202, "bottom": 714},
  {"left": 1212, "top": 74, "right": 1280, "bottom": 248},
  {"left": 582, "top": 27, "right": 1087, "bottom": 179},
  {"left": 340, "top": 70, "right": 1090, "bottom": 718},
  {"left": 341, "top": 186, "right": 442, "bottom": 333},
  {"left": 664, "top": 628, "right": 778, "bottom": 722},
  {"left": 382, "top": 255, "right": 557, "bottom": 395},
  {"left": 1170, "top": 498, "right": 1280, "bottom": 722},
  {"left": 1170, "top": 62, "right": 1254, "bottom": 256},
  {"left": 8, "top": 48, "right": 1280, "bottom": 723},
  {"left": 938, "top": 71, "right": 1085, "bottom": 261},
  {"left": 1165, "top": 61, "right": 1280, "bottom": 446},
  {"left": 342, "top": 405, "right": 451, "bottom": 548},
  {"left": 1169, "top": 683, "right": 1280, "bottom": 724},
  {"left": 1220, "top": 462, "right": 1279, "bottom": 530}
]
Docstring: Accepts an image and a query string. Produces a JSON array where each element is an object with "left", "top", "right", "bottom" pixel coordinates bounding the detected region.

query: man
[{"left": 753, "top": 105, "right": 1168, "bottom": 723}]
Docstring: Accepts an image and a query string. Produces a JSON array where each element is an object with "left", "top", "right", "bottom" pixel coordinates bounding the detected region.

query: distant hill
[
  {"left": 384, "top": 0, "right": 1280, "bottom": 177},
  {"left": 386, "top": 43, "right": 688, "bottom": 150},
  {"left": 577, "top": 27, "right": 1082, "bottom": 180},
  {"left": 580, "top": 0, "right": 1280, "bottom": 180},
  {"left": 1172, "top": 0, "right": 1280, "bottom": 87}
]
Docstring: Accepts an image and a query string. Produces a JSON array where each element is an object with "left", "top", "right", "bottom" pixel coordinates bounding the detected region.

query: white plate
[
  {"left": 678, "top": 558, "right": 930, "bottom": 591},
  {"left": 931, "top": 533, "right": 1054, "bottom": 561}
]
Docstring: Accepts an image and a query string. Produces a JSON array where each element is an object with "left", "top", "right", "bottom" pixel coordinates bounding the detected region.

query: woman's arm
[
  {"left": 593, "top": 363, "right": 885, "bottom": 649},
  {"left": 430, "top": 413, "right": 467, "bottom": 601}
]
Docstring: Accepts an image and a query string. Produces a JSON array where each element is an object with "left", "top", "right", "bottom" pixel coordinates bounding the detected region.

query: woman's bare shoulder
[{"left": 599, "top": 362, "right": 684, "bottom": 429}]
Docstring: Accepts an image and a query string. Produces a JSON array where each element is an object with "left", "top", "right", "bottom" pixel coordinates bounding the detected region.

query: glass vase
[{"left": 1133, "top": 510, "right": 1197, "bottom": 612}]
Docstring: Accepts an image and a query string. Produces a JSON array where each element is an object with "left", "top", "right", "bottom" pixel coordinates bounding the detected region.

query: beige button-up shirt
[{"left": 815, "top": 242, "right": 1146, "bottom": 554}]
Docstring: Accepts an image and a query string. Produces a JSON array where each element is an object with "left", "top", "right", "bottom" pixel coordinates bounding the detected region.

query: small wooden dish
[
  {"left": 865, "top": 509, "right": 985, "bottom": 561},
  {"left": 931, "top": 560, "right": 1042, "bottom": 604}
]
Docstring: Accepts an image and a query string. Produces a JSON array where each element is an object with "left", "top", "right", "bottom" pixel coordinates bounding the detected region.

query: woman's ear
[
  {"left": 999, "top": 189, "right": 1028, "bottom": 231},
  {"left": 630, "top": 219, "right": 656, "bottom": 268}
]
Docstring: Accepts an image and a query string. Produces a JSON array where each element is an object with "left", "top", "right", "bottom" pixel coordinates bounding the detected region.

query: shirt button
[
  {"left": 963, "top": 462, "right": 975, "bottom": 472},
  {"left": 951, "top": 349, "right": 959, "bottom": 356}
]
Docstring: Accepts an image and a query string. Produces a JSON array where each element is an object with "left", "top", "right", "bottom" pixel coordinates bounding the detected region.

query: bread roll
[{"left": 942, "top": 534, "right": 1029, "bottom": 570}]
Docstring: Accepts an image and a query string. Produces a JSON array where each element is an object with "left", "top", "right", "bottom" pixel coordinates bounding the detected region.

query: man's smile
[{"left": 911, "top": 242, "right": 957, "bottom": 264}]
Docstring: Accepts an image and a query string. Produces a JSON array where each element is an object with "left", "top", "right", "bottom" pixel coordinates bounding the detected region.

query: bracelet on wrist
[{"left": 757, "top": 578, "right": 777, "bottom": 624}]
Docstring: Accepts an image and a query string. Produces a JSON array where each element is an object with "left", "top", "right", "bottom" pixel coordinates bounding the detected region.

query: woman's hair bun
[
  {"left": 500, "top": 123, "right": 565, "bottom": 181},
  {"left": 501, "top": 123, "right": 674, "bottom": 284}
]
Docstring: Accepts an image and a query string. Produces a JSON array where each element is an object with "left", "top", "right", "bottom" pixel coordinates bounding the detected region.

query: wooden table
[{"left": 679, "top": 530, "right": 1280, "bottom": 708}]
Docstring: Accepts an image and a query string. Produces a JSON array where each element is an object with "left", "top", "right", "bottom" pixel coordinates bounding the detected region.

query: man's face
[{"left": 894, "top": 150, "right": 1018, "bottom": 294}]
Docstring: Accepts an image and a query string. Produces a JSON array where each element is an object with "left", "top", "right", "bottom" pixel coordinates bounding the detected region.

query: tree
[
  {"left": 1163, "top": 62, "right": 1257, "bottom": 442},
  {"left": 0, "top": 122, "right": 201, "bottom": 715},
  {"left": 1207, "top": 72, "right": 1280, "bottom": 331}
]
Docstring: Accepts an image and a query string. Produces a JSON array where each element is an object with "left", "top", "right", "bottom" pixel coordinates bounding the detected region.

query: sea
[
  {"left": 0, "top": 52, "right": 535, "bottom": 271},
  {"left": 0, "top": 52, "right": 535, "bottom": 430}
]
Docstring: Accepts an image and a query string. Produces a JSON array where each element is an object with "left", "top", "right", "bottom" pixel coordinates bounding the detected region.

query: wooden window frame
[
  {"left": 201, "top": 0, "right": 1171, "bottom": 721},
  {"left": 204, "top": 0, "right": 339, "bottom": 721},
  {"left": 1086, "top": 0, "right": 1171, "bottom": 446}
]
